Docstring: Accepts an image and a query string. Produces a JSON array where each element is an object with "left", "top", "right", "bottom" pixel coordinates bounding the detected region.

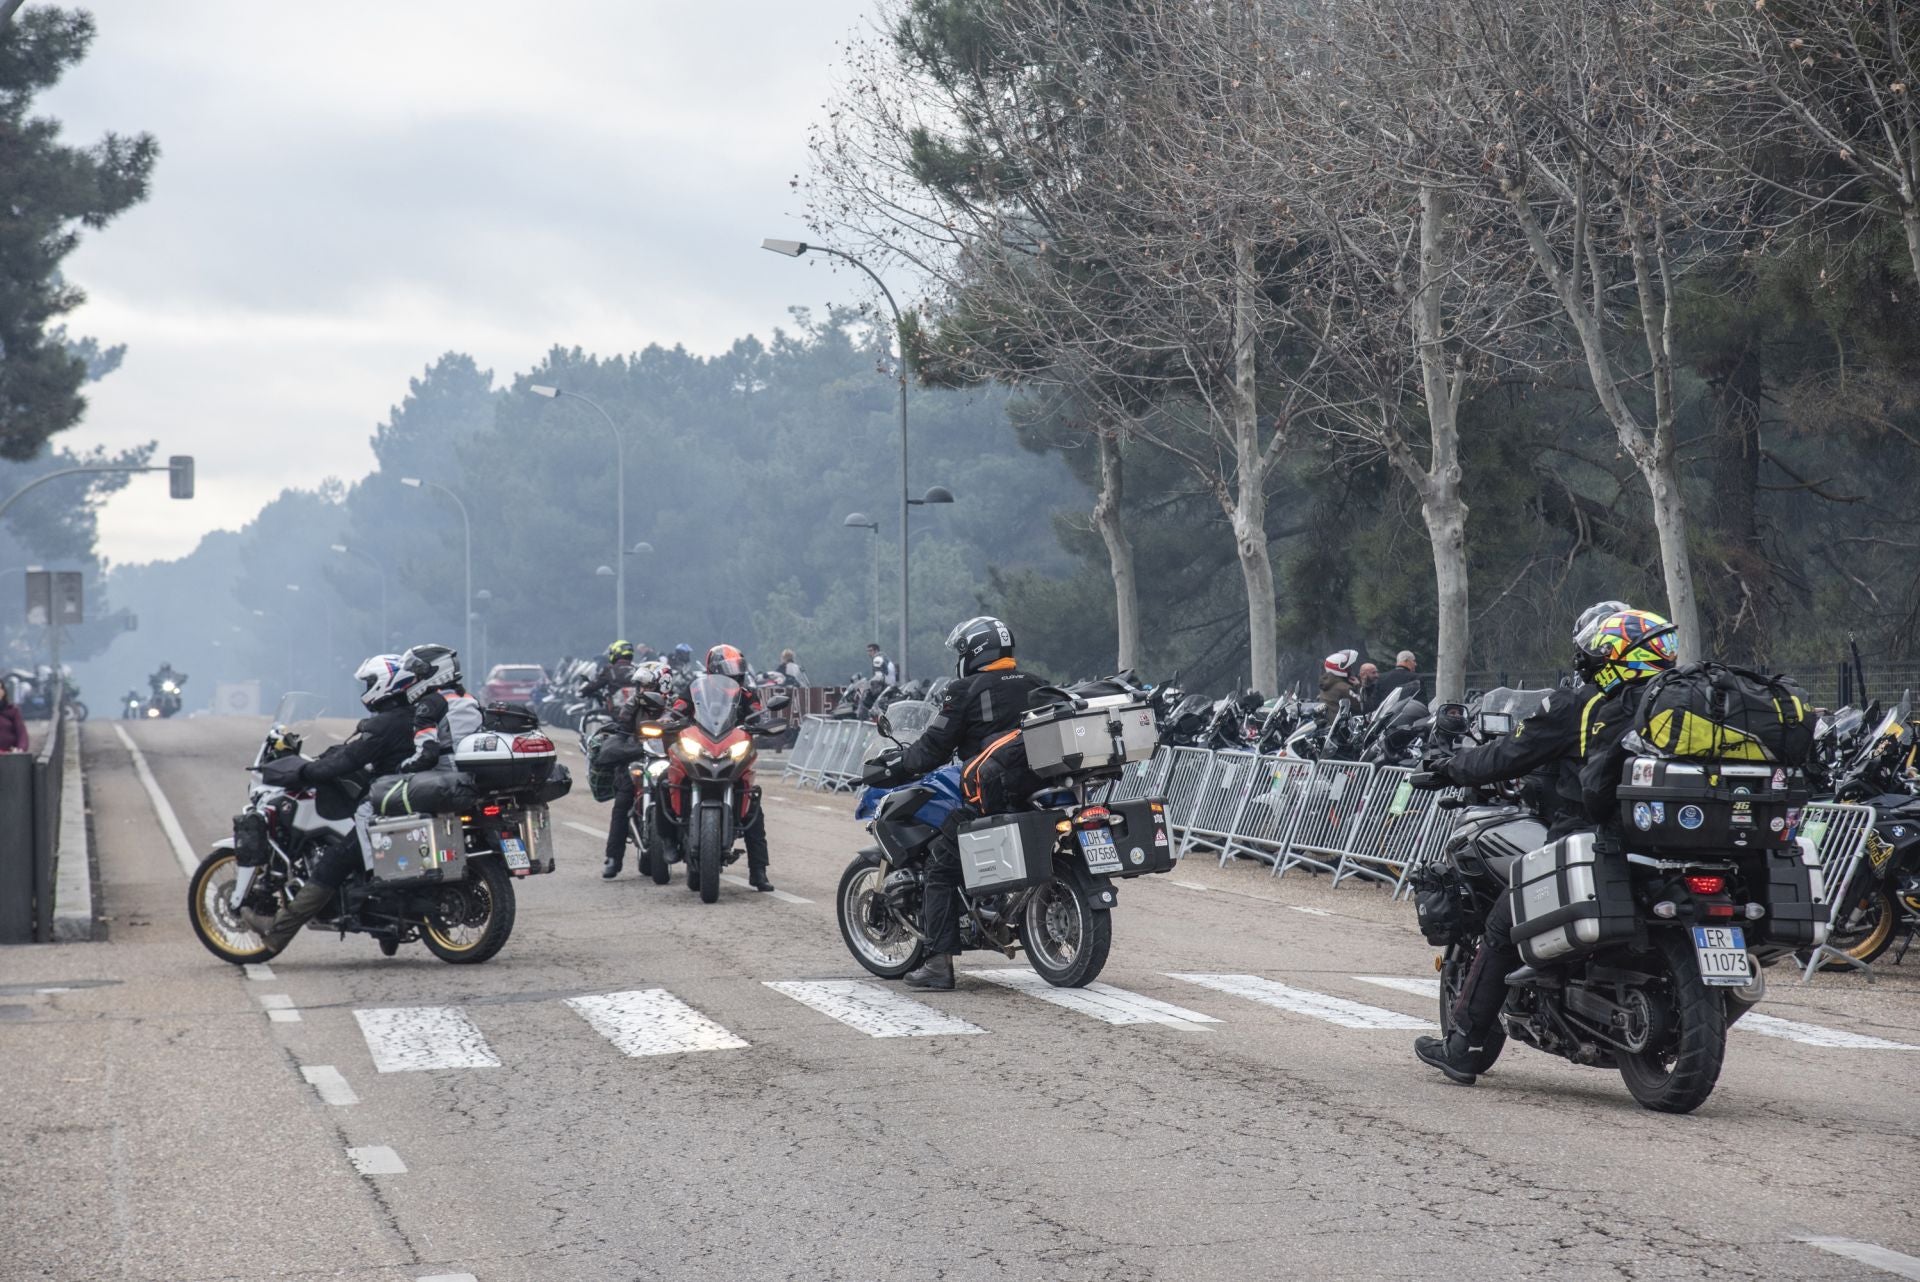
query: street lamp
[
  {"left": 842, "top": 513, "right": 881, "bottom": 641},
  {"left": 400, "top": 476, "right": 472, "bottom": 672},
  {"left": 329, "top": 543, "right": 389, "bottom": 650},
  {"left": 763, "top": 236, "right": 915, "bottom": 679},
  {"left": 473, "top": 588, "right": 494, "bottom": 681},
  {"left": 531, "top": 384, "right": 628, "bottom": 641},
  {"left": 283, "top": 584, "right": 300, "bottom": 698}
]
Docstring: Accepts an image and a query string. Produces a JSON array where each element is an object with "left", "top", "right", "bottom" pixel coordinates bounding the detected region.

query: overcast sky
[{"left": 39, "top": 1, "right": 877, "bottom": 564}]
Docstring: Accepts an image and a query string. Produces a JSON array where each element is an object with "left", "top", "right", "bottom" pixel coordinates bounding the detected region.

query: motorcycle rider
[
  {"left": 658, "top": 645, "right": 777, "bottom": 890},
  {"left": 582, "top": 640, "right": 638, "bottom": 707},
  {"left": 395, "top": 643, "right": 483, "bottom": 771},
  {"left": 601, "top": 659, "right": 671, "bottom": 879},
  {"left": 874, "top": 616, "right": 1049, "bottom": 992},
  {"left": 149, "top": 661, "right": 187, "bottom": 700},
  {"left": 239, "top": 654, "right": 429, "bottom": 956},
  {"left": 1410, "top": 604, "right": 1678, "bottom": 1085},
  {"left": 867, "top": 643, "right": 899, "bottom": 689}
]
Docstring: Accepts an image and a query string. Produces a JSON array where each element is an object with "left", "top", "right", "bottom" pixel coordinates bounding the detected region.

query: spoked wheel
[
  {"left": 1437, "top": 936, "right": 1505, "bottom": 1074},
  {"left": 1020, "top": 877, "right": 1112, "bottom": 988},
  {"left": 187, "top": 850, "right": 276, "bottom": 965},
  {"left": 836, "top": 854, "right": 925, "bottom": 979},
  {"left": 1820, "top": 885, "right": 1900, "bottom": 970},
  {"left": 1616, "top": 931, "right": 1727, "bottom": 1114},
  {"left": 421, "top": 858, "right": 516, "bottom": 964}
]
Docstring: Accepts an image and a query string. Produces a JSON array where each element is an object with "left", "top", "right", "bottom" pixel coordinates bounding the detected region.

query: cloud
[{"left": 39, "top": 0, "right": 877, "bottom": 563}]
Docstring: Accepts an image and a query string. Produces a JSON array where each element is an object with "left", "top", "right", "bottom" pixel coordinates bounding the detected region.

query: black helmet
[{"left": 946, "top": 615, "right": 1015, "bottom": 677}]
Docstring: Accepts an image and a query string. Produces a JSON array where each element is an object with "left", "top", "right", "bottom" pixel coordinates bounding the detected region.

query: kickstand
[{"left": 1891, "top": 923, "right": 1916, "bottom": 967}]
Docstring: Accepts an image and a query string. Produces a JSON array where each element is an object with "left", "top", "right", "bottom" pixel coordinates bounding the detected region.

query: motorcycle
[
  {"left": 1416, "top": 695, "right": 1816, "bottom": 1114},
  {"left": 835, "top": 689, "right": 1174, "bottom": 989},
  {"left": 636, "top": 676, "right": 792, "bottom": 903},
  {"left": 186, "top": 695, "right": 565, "bottom": 966},
  {"left": 121, "top": 690, "right": 145, "bottom": 719},
  {"left": 1807, "top": 692, "right": 1920, "bottom": 969},
  {"left": 147, "top": 674, "right": 185, "bottom": 718}
]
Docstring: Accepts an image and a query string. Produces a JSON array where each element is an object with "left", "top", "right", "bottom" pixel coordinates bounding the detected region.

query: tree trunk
[
  {"left": 1091, "top": 429, "right": 1141, "bottom": 673},
  {"left": 1645, "top": 457, "right": 1702, "bottom": 661},
  {"left": 1410, "top": 185, "right": 1470, "bottom": 703},
  {"left": 1904, "top": 206, "right": 1920, "bottom": 296},
  {"left": 1703, "top": 339, "right": 1769, "bottom": 661},
  {"left": 1230, "top": 236, "right": 1279, "bottom": 695},
  {"left": 1423, "top": 497, "right": 1470, "bottom": 703}
]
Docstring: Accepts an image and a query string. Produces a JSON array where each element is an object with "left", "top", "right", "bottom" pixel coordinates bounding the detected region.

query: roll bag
[
  {"left": 367, "top": 770, "right": 478, "bottom": 818},
  {"left": 1629, "top": 662, "right": 1813, "bottom": 766}
]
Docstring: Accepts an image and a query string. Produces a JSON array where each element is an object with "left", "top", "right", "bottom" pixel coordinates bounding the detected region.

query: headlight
[
  {"left": 726, "top": 738, "right": 751, "bottom": 761},
  {"left": 146, "top": 707, "right": 160, "bottom": 718},
  {"left": 162, "top": 682, "right": 178, "bottom": 693},
  {"left": 674, "top": 731, "right": 704, "bottom": 761}
]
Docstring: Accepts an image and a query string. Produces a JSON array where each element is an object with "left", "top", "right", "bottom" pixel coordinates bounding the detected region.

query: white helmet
[
  {"left": 400, "top": 643, "right": 461, "bottom": 702},
  {"left": 355, "top": 654, "right": 416, "bottom": 710}
]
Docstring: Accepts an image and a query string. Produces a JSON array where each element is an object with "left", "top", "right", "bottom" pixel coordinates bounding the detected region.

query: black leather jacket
[
  {"left": 302, "top": 703, "right": 415, "bottom": 785},
  {"left": 898, "top": 665, "right": 1050, "bottom": 776}
]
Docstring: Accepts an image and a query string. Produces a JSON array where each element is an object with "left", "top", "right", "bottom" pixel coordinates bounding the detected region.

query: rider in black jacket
[
  {"left": 1412, "top": 605, "right": 1678, "bottom": 1085},
  {"left": 882, "top": 616, "right": 1048, "bottom": 991}
]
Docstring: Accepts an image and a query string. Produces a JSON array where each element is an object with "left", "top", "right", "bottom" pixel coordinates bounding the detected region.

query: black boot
[
  {"left": 1414, "top": 1031, "right": 1481, "bottom": 1086},
  {"left": 748, "top": 864, "right": 774, "bottom": 893},
  {"left": 601, "top": 853, "right": 623, "bottom": 880},
  {"left": 904, "top": 953, "right": 955, "bottom": 991}
]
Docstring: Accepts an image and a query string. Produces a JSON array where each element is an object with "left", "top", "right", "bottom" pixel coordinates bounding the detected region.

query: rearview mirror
[
  {"left": 874, "top": 712, "right": 893, "bottom": 738},
  {"left": 764, "top": 693, "right": 792, "bottom": 712}
]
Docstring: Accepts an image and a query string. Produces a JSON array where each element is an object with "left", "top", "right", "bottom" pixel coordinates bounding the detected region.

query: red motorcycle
[{"left": 640, "top": 675, "right": 790, "bottom": 903}]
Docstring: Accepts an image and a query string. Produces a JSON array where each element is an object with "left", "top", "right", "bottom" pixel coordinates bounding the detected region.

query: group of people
[{"left": 1317, "top": 649, "right": 1421, "bottom": 716}]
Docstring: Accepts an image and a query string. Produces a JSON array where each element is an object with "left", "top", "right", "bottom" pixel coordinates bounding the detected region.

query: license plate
[
  {"left": 1076, "top": 826, "right": 1122, "bottom": 873},
  {"left": 1691, "top": 925, "right": 1750, "bottom": 987},
  {"left": 501, "top": 837, "right": 530, "bottom": 871}
]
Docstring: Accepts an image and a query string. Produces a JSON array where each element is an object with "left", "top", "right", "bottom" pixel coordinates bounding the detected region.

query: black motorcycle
[{"left": 1810, "top": 694, "right": 1920, "bottom": 969}]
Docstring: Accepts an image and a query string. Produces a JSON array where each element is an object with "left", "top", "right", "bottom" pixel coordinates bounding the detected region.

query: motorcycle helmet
[
  {"left": 1576, "top": 608, "right": 1679, "bottom": 692},
  {"left": 1570, "top": 599, "right": 1632, "bottom": 673},
  {"left": 632, "top": 659, "right": 669, "bottom": 691},
  {"left": 705, "top": 644, "right": 749, "bottom": 680},
  {"left": 354, "top": 654, "right": 416, "bottom": 710},
  {"left": 607, "top": 639, "right": 635, "bottom": 663},
  {"left": 1324, "top": 649, "right": 1359, "bottom": 677},
  {"left": 670, "top": 643, "right": 694, "bottom": 666},
  {"left": 400, "top": 643, "right": 462, "bottom": 700},
  {"left": 946, "top": 615, "right": 1015, "bottom": 677}
]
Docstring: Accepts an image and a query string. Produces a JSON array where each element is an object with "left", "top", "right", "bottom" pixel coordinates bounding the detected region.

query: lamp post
[
  {"left": 329, "top": 543, "right": 388, "bottom": 650},
  {"left": 283, "top": 584, "right": 300, "bottom": 698},
  {"left": 841, "top": 513, "right": 880, "bottom": 641},
  {"left": 473, "top": 588, "right": 493, "bottom": 684},
  {"left": 400, "top": 476, "right": 472, "bottom": 671},
  {"left": 763, "top": 237, "right": 917, "bottom": 679},
  {"left": 530, "top": 384, "right": 627, "bottom": 641}
]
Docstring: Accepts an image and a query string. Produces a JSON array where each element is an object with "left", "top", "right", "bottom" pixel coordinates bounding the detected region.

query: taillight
[
  {"left": 513, "top": 735, "right": 554, "bottom": 753},
  {"left": 1074, "top": 806, "right": 1112, "bottom": 830},
  {"left": 1684, "top": 874, "right": 1726, "bottom": 895},
  {"left": 482, "top": 804, "right": 502, "bottom": 817}
]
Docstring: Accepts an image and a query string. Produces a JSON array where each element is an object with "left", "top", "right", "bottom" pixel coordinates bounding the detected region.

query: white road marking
[
  {"left": 563, "top": 820, "right": 603, "bottom": 839},
  {"left": 810, "top": 805, "right": 835, "bottom": 813},
  {"left": 110, "top": 724, "right": 198, "bottom": 878},
  {"left": 965, "top": 969, "right": 1219, "bottom": 1029},
  {"left": 1289, "top": 906, "right": 1334, "bottom": 917},
  {"left": 241, "top": 963, "right": 276, "bottom": 981},
  {"left": 1800, "top": 1238, "right": 1920, "bottom": 1280},
  {"left": 353, "top": 1006, "right": 500, "bottom": 1072},
  {"left": 1167, "top": 974, "right": 1436, "bottom": 1030},
  {"left": 1168, "top": 880, "right": 1210, "bottom": 891},
  {"left": 300, "top": 1065, "right": 360, "bottom": 1106},
  {"left": 418, "top": 1275, "right": 480, "bottom": 1282},
  {"left": 256, "top": 993, "right": 301, "bottom": 1023},
  {"left": 566, "top": 989, "right": 750, "bottom": 1057},
  {"left": 719, "top": 874, "right": 812, "bottom": 904},
  {"left": 1353, "top": 975, "right": 1444, "bottom": 1000},
  {"left": 1740, "top": 1013, "right": 1919, "bottom": 1051},
  {"left": 346, "top": 1145, "right": 407, "bottom": 1175},
  {"left": 765, "top": 979, "right": 984, "bottom": 1038}
]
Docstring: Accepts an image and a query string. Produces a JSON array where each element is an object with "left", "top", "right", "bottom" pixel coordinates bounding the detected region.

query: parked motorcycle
[
  {"left": 187, "top": 696, "right": 564, "bottom": 966},
  {"left": 636, "top": 676, "right": 792, "bottom": 903},
  {"left": 836, "top": 686, "right": 1173, "bottom": 989},
  {"left": 1808, "top": 693, "right": 1920, "bottom": 969}
]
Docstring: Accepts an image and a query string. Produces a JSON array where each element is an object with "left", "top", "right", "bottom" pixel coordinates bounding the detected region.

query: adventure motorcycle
[
  {"left": 637, "top": 675, "right": 792, "bottom": 903},
  {"left": 187, "top": 696, "right": 565, "bottom": 966},
  {"left": 836, "top": 690, "right": 1173, "bottom": 989},
  {"left": 1808, "top": 693, "right": 1920, "bottom": 969}
]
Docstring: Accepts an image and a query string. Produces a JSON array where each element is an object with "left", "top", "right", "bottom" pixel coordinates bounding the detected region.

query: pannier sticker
[
  {"left": 1732, "top": 785, "right": 1752, "bottom": 797},
  {"left": 1769, "top": 817, "right": 1786, "bottom": 832},
  {"left": 1678, "top": 805, "right": 1706, "bottom": 831},
  {"left": 1129, "top": 847, "right": 1145, "bottom": 866},
  {"left": 1633, "top": 802, "right": 1654, "bottom": 832},
  {"left": 1771, "top": 769, "right": 1787, "bottom": 790},
  {"left": 1632, "top": 760, "right": 1656, "bottom": 787},
  {"left": 1651, "top": 802, "right": 1666, "bottom": 825},
  {"left": 1153, "top": 829, "right": 1168, "bottom": 846}
]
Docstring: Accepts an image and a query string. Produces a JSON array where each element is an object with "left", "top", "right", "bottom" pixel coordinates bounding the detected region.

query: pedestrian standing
[{"left": 1373, "top": 651, "right": 1421, "bottom": 705}]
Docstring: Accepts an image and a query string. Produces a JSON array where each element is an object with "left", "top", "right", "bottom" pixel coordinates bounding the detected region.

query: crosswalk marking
[
  {"left": 1800, "top": 1237, "right": 1920, "bottom": 1280},
  {"left": 765, "top": 979, "right": 984, "bottom": 1038},
  {"left": 1738, "top": 1013, "right": 1919, "bottom": 1051},
  {"left": 1167, "top": 973, "right": 1435, "bottom": 1030},
  {"left": 353, "top": 1006, "right": 501, "bottom": 1072},
  {"left": 565, "top": 989, "right": 749, "bottom": 1056},
  {"left": 1353, "top": 975, "right": 1443, "bottom": 1000},
  {"left": 965, "top": 969, "right": 1219, "bottom": 1029},
  {"left": 562, "top": 820, "right": 602, "bottom": 839}
]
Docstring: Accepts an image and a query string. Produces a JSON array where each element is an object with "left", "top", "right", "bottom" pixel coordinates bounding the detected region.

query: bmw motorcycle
[{"left": 1809, "top": 693, "right": 1920, "bottom": 969}]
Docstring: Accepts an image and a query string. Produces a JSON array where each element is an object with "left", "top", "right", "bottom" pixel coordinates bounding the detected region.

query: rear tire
[
  {"left": 421, "top": 858, "right": 516, "bottom": 964},
  {"left": 1617, "top": 931, "right": 1727, "bottom": 1114},
  {"left": 187, "top": 850, "right": 276, "bottom": 965},
  {"left": 697, "top": 817, "right": 724, "bottom": 904},
  {"left": 1438, "top": 936, "right": 1505, "bottom": 1074},
  {"left": 1020, "top": 877, "right": 1112, "bottom": 988}
]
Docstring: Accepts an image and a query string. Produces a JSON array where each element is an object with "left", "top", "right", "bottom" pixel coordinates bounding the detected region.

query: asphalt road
[{"left": 4, "top": 715, "right": 1920, "bottom": 1282}]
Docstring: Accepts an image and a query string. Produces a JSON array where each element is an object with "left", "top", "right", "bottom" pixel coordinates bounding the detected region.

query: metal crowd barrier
[
  {"left": 781, "top": 715, "right": 832, "bottom": 785},
  {"left": 1794, "top": 801, "right": 1879, "bottom": 982},
  {"left": 1220, "top": 756, "right": 1314, "bottom": 868},
  {"left": 1176, "top": 750, "right": 1261, "bottom": 860}
]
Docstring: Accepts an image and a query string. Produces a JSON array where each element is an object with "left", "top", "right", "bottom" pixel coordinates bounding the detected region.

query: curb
[{"left": 51, "top": 721, "right": 93, "bottom": 942}]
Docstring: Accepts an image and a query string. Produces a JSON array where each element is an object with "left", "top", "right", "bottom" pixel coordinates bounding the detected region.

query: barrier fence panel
[
  {"left": 1221, "top": 755, "right": 1315, "bottom": 868},
  {"left": 1108, "top": 749, "right": 1173, "bottom": 804},
  {"left": 1174, "top": 750, "right": 1261, "bottom": 860},
  {"left": 1796, "top": 802, "right": 1879, "bottom": 981},
  {"left": 1274, "top": 761, "right": 1377, "bottom": 878},
  {"left": 1333, "top": 766, "right": 1420, "bottom": 889},
  {"left": 1159, "top": 747, "right": 1218, "bottom": 843},
  {"left": 826, "top": 721, "right": 883, "bottom": 792},
  {"left": 781, "top": 716, "right": 830, "bottom": 785},
  {"left": 1391, "top": 788, "right": 1470, "bottom": 899}
]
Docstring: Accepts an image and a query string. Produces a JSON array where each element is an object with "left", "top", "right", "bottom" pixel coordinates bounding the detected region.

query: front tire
[
  {"left": 1020, "top": 877, "right": 1112, "bottom": 988},
  {"left": 1438, "top": 936, "right": 1506, "bottom": 1074},
  {"left": 187, "top": 850, "right": 276, "bottom": 965},
  {"left": 644, "top": 810, "right": 671, "bottom": 885},
  {"left": 1820, "top": 884, "right": 1899, "bottom": 970},
  {"left": 1616, "top": 931, "right": 1727, "bottom": 1114},
  {"left": 836, "top": 854, "right": 925, "bottom": 978},
  {"left": 421, "top": 858, "right": 516, "bottom": 964},
  {"left": 697, "top": 815, "right": 724, "bottom": 904}
]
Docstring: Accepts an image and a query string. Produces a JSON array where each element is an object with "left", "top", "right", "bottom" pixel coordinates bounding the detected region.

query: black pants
[
  {"left": 922, "top": 824, "right": 964, "bottom": 956},
  {"left": 1455, "top": 891, "right": 1519, "bottom": 1041},
  {"left": 605, "top": 779, "right": 635, "bottom": 864},
  {"left": 742, "top": 792, "right": 770, "bottom": 875}
]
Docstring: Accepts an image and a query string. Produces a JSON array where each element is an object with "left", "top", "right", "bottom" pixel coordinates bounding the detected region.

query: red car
[{"left": 483, "top": 664, "right": 548, "bottom": 705}]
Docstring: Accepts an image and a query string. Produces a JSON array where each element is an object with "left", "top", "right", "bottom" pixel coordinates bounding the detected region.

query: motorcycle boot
[
  {"left": 1413, "top": 1031, "right": 1482, "bottom": 1086},
  {"left": 744, "top": 792, "right": 774, "bottom": 892},
  {"left": 904, "top": 953, "right": 955, "bottom": 991},
  {"left": 254, "top": 881, "right": 335, "bottom": 957}
]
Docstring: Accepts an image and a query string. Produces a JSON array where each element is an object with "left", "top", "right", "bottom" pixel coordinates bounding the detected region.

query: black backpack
[{"left": 1630, "top": 662, "right": 1813, "bottom": 766}]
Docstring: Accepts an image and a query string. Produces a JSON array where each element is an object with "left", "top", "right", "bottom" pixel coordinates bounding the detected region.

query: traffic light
[{"left": 168, "top": 455, "right": 194, "bottom": 499}]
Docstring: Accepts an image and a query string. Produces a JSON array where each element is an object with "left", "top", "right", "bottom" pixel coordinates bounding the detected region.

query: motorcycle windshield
[
  {"left": 687, "top": 675, "right": 741, "bottom": 739},
  {"left": 270, "top": 692, "right": 330, "bottom": 730},
  {"left": 1477, "top": 687, "right": 1552, "bottom": 723}
]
